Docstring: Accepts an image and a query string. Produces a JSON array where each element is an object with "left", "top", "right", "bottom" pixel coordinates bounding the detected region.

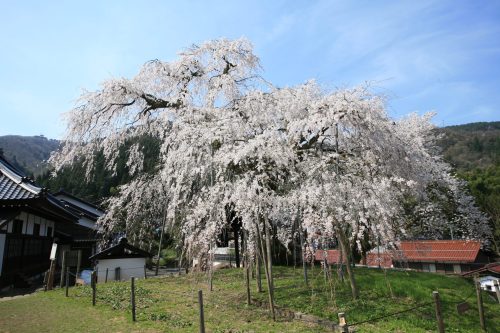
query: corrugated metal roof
[
  {"left": 399, "top": 240, "right": 481, "bottom": 263},
  {"left": 0, "top": 157, "right": 41, "bottom": 200}
]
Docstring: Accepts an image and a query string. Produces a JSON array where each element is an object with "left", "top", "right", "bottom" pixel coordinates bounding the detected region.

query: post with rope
[
  {"left": 65, "top": 267, "right": 69, "bottom": 297},
  {"left": 131, "top": 277, "right": 136, "bottom": 322},
  {"left": 91, "top": 270, "right": 97, "bottom": 306},
  {"left": 198, "top": 290, "right": 206, "bottom": 333},
  {"left": 494, "top": 280, "right": 500, "bottom": 304},
  {"left": 338, "top": 312, "right": 348, "bottom": 333},
  {"left": 432, "top": 291, "right": 445, "bottom": 333},
  {"left": 475, "top": 279, "right": 486, "bottom": 331}
]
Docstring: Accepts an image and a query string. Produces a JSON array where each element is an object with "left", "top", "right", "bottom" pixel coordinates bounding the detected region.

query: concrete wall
[{"left": 95, "top": 257, "right": 146, "bottom": 282}]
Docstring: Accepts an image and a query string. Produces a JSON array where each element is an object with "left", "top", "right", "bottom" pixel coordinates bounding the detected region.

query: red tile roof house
[
  {"left": 316, "top": 240, "right": 493, "bottom": 275},
  {"left": 380, "top": 240, "right": 490, "bottom": 274}
]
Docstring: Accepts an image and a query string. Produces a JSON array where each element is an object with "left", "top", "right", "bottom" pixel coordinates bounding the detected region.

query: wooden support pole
[
  {"left": 432, "top": 291, "right": 445, "bottom": 333},
  {"left": 198, "top": 289, "right": 206, "bottom": 333},
  {"left": 105, "top": 268, "right": 109, "bottom": 283},
  {"left": 144, "top": 265, "right": 147, "bottom": 279},
  {"left": 91, "top": 271, "right": 96, "bottom": 306},
  {"left": 76, "top": 250, "right": 82, "bottom": 278},
  {"left": 43, "top": 270, "right": 49, "bottom": 292},
  {"left": 338, "top": 312, "right": 348, "bottom": 333},
  {"left": 256, "top": 249, "right": 262, "bottom": 293},
  {"left": 494, "top": 280, "right": 500, "bottom": 304},
  {"left": 323, "top": 255, "right": 328, "bottom": 282},
  {"left": 65, "top": 267, "right": 69, "bottom": 297},
  {"left": 115, "top": 267, "right": 121, "bottom": 281},
  {"left": 243, "top": 231, "right": 250, "bottom": 305},
  {"left": 246, "top": 262, "right": 251, "bottom": 305},
  {"left": 299, "top": 227, "right": 308, "bottom": 287},
  {"left": 475, "top": 279, "right": 486, "bottom": 331},
  {"left": 47, "top": 259, "right": 56, "bottom": 291},
  {"left": 257, "top": 218, "right": 276, "bottom": 321},
  {"left": 131, "top": 277, "right": 136, "bottom": 322},
  {"left": 60, "top": 250, "right": 67, "bottom": 288}
]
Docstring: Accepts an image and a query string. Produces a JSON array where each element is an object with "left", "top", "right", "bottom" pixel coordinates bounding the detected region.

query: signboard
[
  {"left": 49, "top": 243, "right": 58, "bottom": 260},
  {"left": 456, "top": 302, "right": 470, "bottom": 315}
]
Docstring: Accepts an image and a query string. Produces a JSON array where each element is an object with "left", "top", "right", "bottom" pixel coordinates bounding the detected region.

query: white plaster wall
[
  {"left": 78, "top": 216, "right": 97, "bottom": 230},
  {"left": 6, "top": 211, "right": 54, "bottom": 236},
  {"left": 96, "top": 258, "right": 146, "bottom": 282}
]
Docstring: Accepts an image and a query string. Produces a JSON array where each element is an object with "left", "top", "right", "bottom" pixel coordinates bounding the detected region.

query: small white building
[
  {"left": 478, "top": 275, "right": 499, "bottom": 292},
  {"left": 90, "top": 238, "right": 151, "bottom": 283}
]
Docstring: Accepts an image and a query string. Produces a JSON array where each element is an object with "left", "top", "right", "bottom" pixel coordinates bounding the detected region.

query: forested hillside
[
  {"left": 0, "top": 135, "right": 59, "bottom": 176},
  {"left": 436, "top": 121, "right": 499, "bottom": 170},
  {"left": 435, "top": 121, "right": 500, "bottom": 252}
]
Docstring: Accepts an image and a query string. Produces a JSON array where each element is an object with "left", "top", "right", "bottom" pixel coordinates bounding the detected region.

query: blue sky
[{"left": 0, "top": 0, "right": 499, "bottom": 138}]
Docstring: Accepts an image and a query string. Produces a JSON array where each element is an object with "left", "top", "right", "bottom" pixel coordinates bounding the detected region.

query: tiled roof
[
  {"left": 462, "top": 262, "right": 500, "bottom": 277},
  {"left": 399, "top": 240, "right": 481, "bottom": 263},
  {"left": 89, "top": 238, "right": 151, "bottom": 260},
  {"left": 314, "top": 249, "right": 348, "bottom": 264},
  {"left": 0, "top": 156, "right": 41, "bottom": 200}
]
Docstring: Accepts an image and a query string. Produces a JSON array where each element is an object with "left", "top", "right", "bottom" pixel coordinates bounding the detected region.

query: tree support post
[
  {"left": 256, "top": 248, "right": 262, "bottom": 293},
  {"left": 263, "top": 218, "right": 275, "bottom": 320}
]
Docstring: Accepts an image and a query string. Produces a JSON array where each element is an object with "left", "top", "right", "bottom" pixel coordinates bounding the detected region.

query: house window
[
  {"left": 46, "top": 226, "right": 53, "bottom": 237},
  {"left": 422, "top": 263, "right": 430, "bottom": 272},
  {"left": 33, "top": 223, "right": 41, "bottom": 236},
  {"left": 12, "top": 219, "right": 23, "bottom": 234}
]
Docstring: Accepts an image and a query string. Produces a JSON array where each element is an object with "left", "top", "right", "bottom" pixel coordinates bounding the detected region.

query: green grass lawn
[{"left": 0, "top": 266, "right": 498, "bottom": 332}]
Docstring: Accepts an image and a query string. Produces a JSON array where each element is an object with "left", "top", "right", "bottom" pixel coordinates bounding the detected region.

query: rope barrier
[{"left": 348, "top": 301, "right": 434, "bottom": 327}]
